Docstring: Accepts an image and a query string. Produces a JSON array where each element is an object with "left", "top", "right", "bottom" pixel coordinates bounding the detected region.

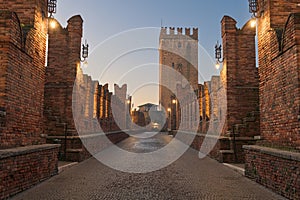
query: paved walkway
[{"left": 12, "top": 133, "right": 285, "bottom": 200}]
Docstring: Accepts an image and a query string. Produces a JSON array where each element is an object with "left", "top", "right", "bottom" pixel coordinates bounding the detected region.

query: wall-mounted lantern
[
  {"left": 81, "top": 40, "right": 89, "bottom": 67},
  {"left": 248, "top": 0, "right": 260, "bottom": 28},
  {"left": 248, "top": 0, "right": 260, "bottom": 18},
  {"left": 81, "top": 40, "right": 89, "bottom": 61},
  {"left": 47, "top": 0, "right": 57, "bottom": 29},
  {"left": 48, "top": 0, "right": 57, "bottom": 17},
  {"left": 171, "top": 96, "right": 177, "bottom": 130},
  {"left": 214, "top": 41, "right": 223, "bottom": 69}
]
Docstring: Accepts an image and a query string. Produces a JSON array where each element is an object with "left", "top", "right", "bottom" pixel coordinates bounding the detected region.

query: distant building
[
  {"left": 159, "top": 27, "right": 199, "bottom": 130},
  {"left": 131, "top": 109, "right": 146, "bottom": 127},
  {"left": 131, "top": 103, "right": 164, "bottom": 130},
  {"left": 138, "top": 103, "right": 158, "bottom": 112}
]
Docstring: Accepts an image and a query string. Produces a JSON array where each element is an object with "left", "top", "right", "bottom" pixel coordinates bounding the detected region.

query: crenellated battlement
[{"left": 160, "top": 27, "right": 198, "bottom": 40}]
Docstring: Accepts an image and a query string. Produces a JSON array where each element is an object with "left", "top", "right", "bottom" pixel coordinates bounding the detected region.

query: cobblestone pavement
[{"left": 12, "top": 133, "right": 286, "bottom": 200}]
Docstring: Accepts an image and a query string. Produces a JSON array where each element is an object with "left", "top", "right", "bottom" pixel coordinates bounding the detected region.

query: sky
[{"left": 55, "top": 0, "right": 252, "bottom": 108}]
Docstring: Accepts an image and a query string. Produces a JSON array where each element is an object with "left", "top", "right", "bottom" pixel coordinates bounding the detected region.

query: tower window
[
  {"left": 177, "top": 63, "right": 183, "bottom": 72},
  {"left": 172, "top": 63, "right": 175, "bottom": 68},
  {"left": 178, "top": 42, "right": 182, "bottom": 48}
]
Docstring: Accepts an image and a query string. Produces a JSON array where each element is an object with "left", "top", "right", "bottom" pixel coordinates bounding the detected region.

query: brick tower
[{"left": 159, "top": 27, "right": 199, "bottom": 121}]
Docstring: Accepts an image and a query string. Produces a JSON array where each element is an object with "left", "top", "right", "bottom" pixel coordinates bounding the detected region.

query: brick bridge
[{"left": 0, "top": 0, "right": 299, "bottom": 200}]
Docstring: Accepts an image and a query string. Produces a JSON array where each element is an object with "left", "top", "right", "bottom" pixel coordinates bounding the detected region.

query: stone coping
[
  {"left": 243, "top": 145, "right": 300, "bottom": 162},
  {"left": 178, "top": 131, "right": 224, "bottom": 139},
  {"left": 0, "top": 144, "right": 61, "bottom": 159},
  {"left": 235, "top": 86, "right": 259, "bottom": 89},
  {"left": 180, "top": 131, "right": 257, "bottom": 141},
  {"left": 46, "top": 130, "right": 130, "bottom": 140}
]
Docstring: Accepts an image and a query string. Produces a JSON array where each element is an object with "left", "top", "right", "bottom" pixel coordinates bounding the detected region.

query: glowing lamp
[
  {"left": 49, "top": 19, "right": 56, "bottom": 29},
  {"left": 250, "top": 18, "right": 257, "bottom": 28}
]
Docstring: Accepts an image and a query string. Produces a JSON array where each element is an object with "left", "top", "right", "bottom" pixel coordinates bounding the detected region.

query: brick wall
[
  {"left": 44, "top": 15, "right": 130, "bottom": 161},
  {"left": 48, "top": 71, "right": 130, "bottom": 161},
  {"left": 0, "top": 1, "right": 61, "bottom": 198},
  {"left": 244, "top": 145, "right": 300, "bottom": 199},
  {"left": 99, "top": 84, "right": 110, "bottom": 131},
  {"left": 0, "top": 144, "right": 60, "bottom": 199},
  {"left": 188, "top": 16, "right": 259, "bottom": 163},
  {"left": 47, "top": 132, "right": 128, "bottom": 162},
  {"left": 220, "top": 16, "right": 259, "bottom": 137},
  {"left": 165, "top": 17, "right": 259, "bottom": 163},
  {"left": 112, "top": 84, "right": 127, "bottom": 130},
  {"left": 0, "top": 0, "right": 48, "bottom": 148},
  {"left": 198, "top": 84, "right": 204, "bottom": 121},
  {"left": 73, "top": 70, "right": 100, "bottom": 134},
  {"left": 197, "top": 81, "right": 211, "bottom": 133},
  {"left": 257, "top": 0, "right": 300, "bottom": 148},
  {"left": 244, "top": 1, "right": 300, "bottom": 198},
  {"left": 44, "top": 16, "right": 83, "bottom": 138},
  {"left": 48, "top": 62, "right": 129, "bottom": 160},
  {"left": 207, "top": 76, "right": 220, "bottom": 133},
  {"left": 176, "top": 84, "right": 198, "bottom": 131}
]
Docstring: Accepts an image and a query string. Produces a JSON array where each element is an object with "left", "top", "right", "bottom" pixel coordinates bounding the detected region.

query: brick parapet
[
  {"left": 0, "top": 1, "right": 61, "bottom": 197},
  {"left": 0, "top": 11, "right": 22, "bottom": 49},
  {"left": 189, "top": 15, "right": 260, "bottom": 163},
  {"left": 67, "top": 15, "right": 83, "bottom": 69},
  {"left": 0, "top": 0, "right": 48, "bottom": 148},
  {"left": 198, "top": 84, "right": 204, "bottom": 120},
  {"left": 0, "top": 0, "right": 46, "bottom": 26},
  {"left": 46, "top": 132, "right": 129, "bottom": 162},
  {"left": 45, "top": 17, "right": 129, "bottom": 158},
  {"left": 44, "top": 15, "right": 84, "bottom": 138},
  {"left": 221, "top": 16, "right": 259, "bottom": 136},
  {"left": 0, "top": 144, "right": 60, "bottom": 199},
  {"left": 160, "top": 27, "right": 198, "bottom": 41},
  {"left": 244, "top": 145, "right": 300, "bottom": 199},
  {"left": 176, "top": 84, "right": 198, "bottom": 131},
  {"left": 257, "top": 0, "right": 300, "bottom": 148},
  {"left": 268, "top": 0, "right": 300, "bottom": 28},
  {"left": 111, "top": 84, "right": 128, "bottom": 130},
  {"left": 244, "top": 145, "right": 300, "bottom": 161},
  {"left": 44, "top": 15, "right": 120, "bottom": 160},
  {"left": 0, "top": 144, "right": 60, "bottom": 159}
]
